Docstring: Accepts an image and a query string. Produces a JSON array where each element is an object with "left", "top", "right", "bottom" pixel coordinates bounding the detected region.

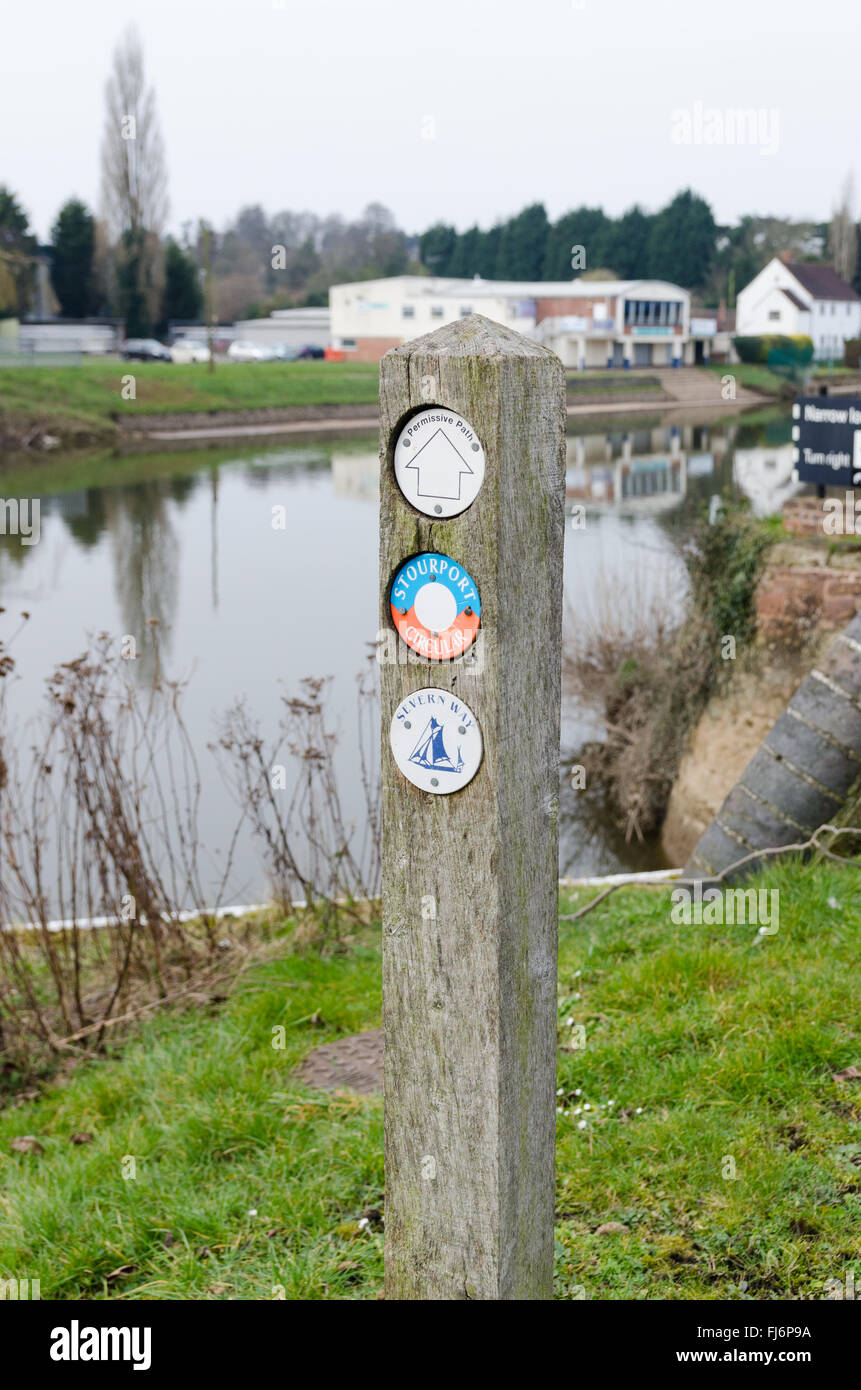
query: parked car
[
  {"left": 171, "top": 338, "right": 211, "bottom": 364},
  {"left": 120, "top": 338, "right": 172, "bottom": 362},
  {"left": 296, "top": 345, "right": 325, "bottom": 359},
  {"left": 227, "top": 339, "right": 277, "bottom": 362},
  {"left": 272, "top": 343, "right": 300, "bottom": 361}
]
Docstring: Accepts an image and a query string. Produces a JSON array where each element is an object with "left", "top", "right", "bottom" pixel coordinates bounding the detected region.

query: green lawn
[
  {"left": 566, "top": 372, "right": 664, "bottom": 397},
  {"left": 0, "top": 359, "right": 380, "bottom": 436},
  {"left": 0, "top": 859, "right": 858, "bottom": 1300},
  {"left": 703, "top": 361, "right": 795, "bottom": 397}
]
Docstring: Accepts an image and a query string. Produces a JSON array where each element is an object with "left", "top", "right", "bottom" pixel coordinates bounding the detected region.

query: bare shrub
[
  {"left": 0, "top": 629, "right": 241, "bottom": 1074},
  {"left": 564, "top": 504, "right": 771, "bottom": 841},
  {"left": 0, "top": 617, "right": 381, "bottom": 1075},
  {"left": 213, "top": 655, "right": 381, "bottom": 949}
]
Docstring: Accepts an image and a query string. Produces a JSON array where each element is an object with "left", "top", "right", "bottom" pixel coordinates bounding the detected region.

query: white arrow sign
[{"left": 394, "top": 408, "right": 485, "bottom": 517}]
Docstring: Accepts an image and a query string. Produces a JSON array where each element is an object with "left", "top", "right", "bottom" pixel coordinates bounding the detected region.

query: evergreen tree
[
  {"left": 0, "top": 186, "right": 37, "bottom": 317},
  {"left": 447, "top": 226, "right": 483, "bottom": 278},
  {"left": 495, "top": 203, "right": 549, "bottom": 279},
  {"left": 604, "top": 206, "right": 653, "bottom": 279},
  {"left": 647, "top": 189, "right": 717, "bottom": 289},
  {"left": 475, "top": 224, "right": 502, "bottom": 278},
  {"left": 543, "top": 208, "right": 611, "bottom": 280},
  {"left": 50, "top": 198, "right": 96, "bottom": 317},
  {"left": 419, "top": 223, "right": 457, "bottom": 275},
  {"left": 160, "top": 237, "right": 203, "bottom": 326}
]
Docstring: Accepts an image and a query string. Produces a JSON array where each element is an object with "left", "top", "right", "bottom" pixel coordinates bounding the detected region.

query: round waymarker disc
[
  {"left": 390, "top": 688, "right": 482, "bottom": 794},
  {"left": 390, "top": 552, "right": 481, "bottom": 660},
  {"left": 394, "top": 407, "right": 485, "bottom": 518}
]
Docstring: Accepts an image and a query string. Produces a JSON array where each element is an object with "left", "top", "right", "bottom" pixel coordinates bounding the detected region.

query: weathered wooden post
[{"left": 379, "top": 314, "right": 566, "bottom": 1299}]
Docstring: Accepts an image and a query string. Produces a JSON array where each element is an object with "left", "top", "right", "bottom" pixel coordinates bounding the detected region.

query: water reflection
[
  {"left": 0, "top": 406, "right": 793, "bottom": 895},
  {"left": 565, "top": 413, "right": 796, "bottom": 517}
]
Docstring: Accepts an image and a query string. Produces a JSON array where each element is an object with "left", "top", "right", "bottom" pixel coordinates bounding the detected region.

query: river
[{"left": 0, "top": 405, "right": 794, "bottom": 909}]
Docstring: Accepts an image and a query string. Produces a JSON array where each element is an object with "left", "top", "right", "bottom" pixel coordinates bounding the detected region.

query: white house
[
  {"left": 329, "top": 275, "right": 716, "bottom": 368},
  {"left": 736, "top": 258, "right": 861, "bottom": 362}
]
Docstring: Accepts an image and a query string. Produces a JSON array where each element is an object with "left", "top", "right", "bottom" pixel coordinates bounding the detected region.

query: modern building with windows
[
  {"left": 329, "top": 275, "right": 716, "bottom": 368},
  {"left": 736, "top": 257, "right": 861, "bottom": 362}
]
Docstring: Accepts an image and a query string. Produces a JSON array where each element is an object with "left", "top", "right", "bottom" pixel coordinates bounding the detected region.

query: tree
[
  {"left": 647, "top": 189, "right": 717, "bottom": 289},
  {"left": 0, "top": 186, "right": 37, "bottom": 317},
  {"left": 362, "top": 202, "right": 409, "bottom": 278},
  {"left": 829, "top": 173, "right": 857, "bottom": 285},
  {"left": 495, "top": 203, "right": 549, "bottom": 280},
  {"left": 447, "top": 226, "right": 484, "bottom": 278},
  {"left": 543, "top": 207, "right": 611, "bottom": 280},
  {"left": 99, "top": 25, "right": 169, "bottom": 335},
  {"left": 50, "top": 198, "right": 96, "bottom": 318},
  {"left": 160, "top": 237, "right": 203, "bottom": 327},
  {"left": 604, "top": 206, "right": 653, "bottom": 279},
  {"left": 419, "top": 223, "right": 457, "bottom": 275}
]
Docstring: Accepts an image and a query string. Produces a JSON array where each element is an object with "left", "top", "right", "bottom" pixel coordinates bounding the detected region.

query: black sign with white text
[{"left": 792, "top": 395, "right": 861, "bottom": 487}]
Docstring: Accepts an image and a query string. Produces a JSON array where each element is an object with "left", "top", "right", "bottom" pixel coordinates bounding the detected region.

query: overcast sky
[{"left": 2, "top": 0, "right": 858, "bottom": 243}]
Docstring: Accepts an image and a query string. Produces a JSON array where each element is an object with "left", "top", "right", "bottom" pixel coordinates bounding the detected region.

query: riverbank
[
  {"left": 0, "top": 360, "right": 381, "bottom": 452},
  {"left": 1, "top": 862, "right": 857, "bottom": 1299},
  {"left": 662, "top": 530, "right": 861, "bottom": 864},
  {"left": 0, "top": 359, "right": 796, "bottom": 454}
]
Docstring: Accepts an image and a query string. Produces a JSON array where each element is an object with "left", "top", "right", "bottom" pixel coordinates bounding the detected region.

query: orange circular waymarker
[{"left": 390, "top": 552, "right": 481, "bottom": 661}]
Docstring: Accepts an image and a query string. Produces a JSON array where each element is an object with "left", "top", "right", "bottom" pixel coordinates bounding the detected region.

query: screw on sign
[
  {"left": 394, "top": 407, "right": 486, "bottom": 517},
  {"left": 389, "top": 687, "right": 482, "bottom": 793},
  {"left": 389, "top": 552, "right": 481, "bottom": 660},
  {"left": 379, "top": 314, "right": 566, "bottom": 1301}
]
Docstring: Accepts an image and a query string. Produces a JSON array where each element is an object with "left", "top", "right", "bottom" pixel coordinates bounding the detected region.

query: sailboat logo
[
  {"left": 390, "top": 688, "right": 482, "bottom": 794},
  {"left": 408, "top": 716, "right": 464, "bottom": 774}
]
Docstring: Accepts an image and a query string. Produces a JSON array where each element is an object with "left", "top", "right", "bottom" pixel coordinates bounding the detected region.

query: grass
[
  {"left": 566, "top": 372, "right": 664, "bottom": 397},
  {"left": 813, "top": 366, "right": 861, "bottom": 380},
  {"left": 0, "top": 858, "right": 858, "bottom": 1300},
  {"left": 0, "top": 359, "right": 380, "bottom": 436},
  {"left": 703, "top": 361, "right": 796, "bottom": 397}
]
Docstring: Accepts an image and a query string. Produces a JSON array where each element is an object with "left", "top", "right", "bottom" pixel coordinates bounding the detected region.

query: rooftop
[
  {"left": 780, "top": 287, "right": 809, "bottom": 311},
  {"left": 787, "top": 262, "right": 861, "bottom": 304},
  {"left": 334, "top": 274, "right": 689, "bottom": 301}
]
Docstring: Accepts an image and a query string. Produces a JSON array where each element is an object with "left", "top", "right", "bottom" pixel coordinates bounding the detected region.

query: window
[
  {"left": 431, "top": 305, "right": 444, "bottom": 319},
  {"left": 402, "top": 305, "right": 415, "bottom": 319},
  {"left": 768, "top": 310, "right": 781, "bottom": 321},
  {"left": 341, "top": 338, "right": 356, "bottom": 350},
  {"left": 459, "top": 305, "right": 472, "bottom": 316},
  {"left": 831, "top": 303, "right": 836, "bottom": 315}
]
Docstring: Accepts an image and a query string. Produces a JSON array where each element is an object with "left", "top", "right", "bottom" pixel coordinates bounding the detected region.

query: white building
[
  {"left": 736, "top": 258, "right": 861, "bottom": 362},
  {"left": 329, "top": 275, "right": 716, "bottom": 368},
  {"left": 13, "top": 320, "right": 119, "bottom": 356},
  {"left": 232, "top": 306, "right": 330, "bottom": 352}
]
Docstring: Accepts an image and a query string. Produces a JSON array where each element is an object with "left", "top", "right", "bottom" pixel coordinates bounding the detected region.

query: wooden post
[{"left": 379, "top": 314, "right": 566, "bottom": 1300}]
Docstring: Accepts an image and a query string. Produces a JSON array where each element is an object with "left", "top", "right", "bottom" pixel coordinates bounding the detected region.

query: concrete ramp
[{"left": 685, "top": 610, "right": 861, "bottom": 879}]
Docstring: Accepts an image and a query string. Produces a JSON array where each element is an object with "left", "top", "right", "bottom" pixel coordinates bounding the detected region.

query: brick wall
[
  {"left": 345, "top": 336, "right": 403, "bottom": 363},
  {"left": 756, "top": 536, "right": 861, "bottom": 635},
  {"left": 534, "top": 297, "right": 615, "bottom": 324},
  {"left": 782, "top": 497, "right": 837, "bottom": 537}
]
